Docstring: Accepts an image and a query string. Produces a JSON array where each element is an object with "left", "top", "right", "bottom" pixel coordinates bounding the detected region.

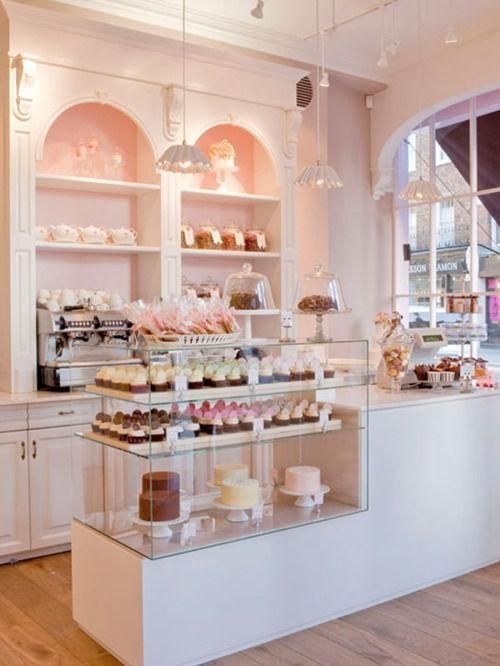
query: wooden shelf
[
  {"left": 35, "top": 241, "right": 160, "bottom": 255},
  {"left": 181, "top": 248, "right": 280, "bottom": 259},
  {"left": 181, "top": 188, "right": 280, "bottom": 205},
  {"left": 36, "top": 174, "right": 160, "bottom": 195}
]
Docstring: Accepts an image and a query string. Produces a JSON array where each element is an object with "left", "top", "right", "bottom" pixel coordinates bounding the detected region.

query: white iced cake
[
  {"left": 285, "top": 466, "right": 320, "bottom": 494},
  {"left": 220, "top": 478, "right": 259, "bottom": 507},
  {"left": 214, "top": 463, "right": 249, "bottom": 487}
]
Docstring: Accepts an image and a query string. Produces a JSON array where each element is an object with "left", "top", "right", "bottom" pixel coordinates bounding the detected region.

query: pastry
[
  {"left": 240, "top": 409, "right": 257, "bottom": 431},
  {"left": 92, "top": 412, "right": 104, "bottom": 433},
  {"left": 150, "top": 421, "right": 165, "bottom": 442},
  {"left": 99, "top": 414, "right": 112, "bottom": 437},
  {"left": 227, "top": 366, "right": 242, "bottom": 386},
  {"left": 297, "top": 295, "right": 336, "bottom": 313},
  {"left": 291, "top": 405, "right": 303, "bottom": 425},
  {"left": 130, "top": 371, "right": 148, "bottom": 394},
  {"left": 323, "top": 362, "right": 335, "bottom": 379},
  {"left": 220, "top": 478, "right": 259, "bottom": 507},
  {"left": 128, "top": 423, "right": 146, "bottom": 444},
  {"left": 214, "top": 463, "right": 249, "bottom": 486},
  {"left": 229, "top": 292, "right": 262, "bottom": 310},
  {"left": 258, "top": 360, "right": 274, "bottom": 384},
  {"left": 223, "top": 410, "right": 240, "bottom": 433},
  {"left": 262, "top": 409, "right": 273, "bottom": 429},
  {"left": 151, "top": 369, "right": 168, "bottom": 392},
  {"left": 275, "top": 408, "right": 291, "bottom": 427},
  {"left": 212, "top": 367, "right": 227, "bottom": 388},
  {"left": 188, "top": 368, "right": 203, "bottom": 390},
  {"left": 290, "top": 360, "right": 305, "bottom": 382},
  {"left": 304, "top": 403, "right": 319, "bottom": 423},
  {"left": 285, "top": 466, "right": 320, "bottom": 494}
]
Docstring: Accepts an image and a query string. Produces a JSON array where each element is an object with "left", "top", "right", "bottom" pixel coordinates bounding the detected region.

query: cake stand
[
  {"left": 279, "top": 484, "right": 330, "bottom": 508},
  {"left": 294, "top": 311, "right": 351, "bottom": 343},
  {"left": 132, "top": 511, "right": 189, "bottom": 539},
  {"left": 212, "top": 497, "right": 258, "bottom": 523}
]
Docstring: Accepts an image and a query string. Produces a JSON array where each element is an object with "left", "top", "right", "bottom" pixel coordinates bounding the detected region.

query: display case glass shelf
[{"left": 73, "top": 339, "right": 368, "bottom": 559}]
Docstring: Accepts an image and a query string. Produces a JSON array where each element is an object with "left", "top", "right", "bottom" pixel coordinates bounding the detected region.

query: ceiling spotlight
[
  {"left": 319, "top": 72, "right": 330, "bottom": 88},
  {"left": 251, "top": 0, "right": 264, "bottom": 19},
  {"left": 445, "top": 25, "right": 458, "bottom": 44}
]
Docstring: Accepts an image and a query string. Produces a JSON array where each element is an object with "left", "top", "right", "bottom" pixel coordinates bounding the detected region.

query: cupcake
[
  {"left": 304, "top": 362, "right": 316, "bottom": 381},
  {"left": 99, "top": 414, "right": 112, "bottom": 437},
  {"left": 110, "top": 413, "right": 123, "bottom": 439},
  {"left": 203, "top": 364, "right": 215, "bottom": 387},
  {"left": 199, "top": 410, "right": 212, "bottom": 434},
  {"left": 275, "top": 408, "right": 291, "bottom": 427},
  {"left": 101, "top": 367, "right": 114, "bottom": 389},
  {"left": 323, "top": 362, "right": 335, "bottom": 379},
  {"left": 150, "top": 420, "right": 165, "bottom": 442},
  {"left": 239, "top": 360, "right": 249, "bottom": 385},
  {"left": 151, "top": 369, "right": 168, "bottom": 392},
  {"left": 240, "top": 409, "right": 257, "bottom": 431},
  {"left": 223, "top": 410, "right": 240, "bottom": 433},
  {"left": 92, "top": 412, "right": 104, "bottom": 433},
  {"left": 290, "top": 360, "right": 305, "bottom": 382},
  {"left": 304, "top": 403, "right": 319, "bottom": 423},
  {"left": 118, "top": 419, "right": 132, "bottom": 442},
  {"left": 320, "top": 402, "right": 333, "bottom": 419},
  {"left": 209, "top": 411, "right": 224, "bottom": 435},
  {"left": 180, "top": 422, "right": 200, "bottom": 438},
  {"left": 95, "top": 368, "right": 105, "bottom": 387},
  {"left": 188, "top": 367, "right": 203, "bottom": 390},
  {"left": 128, "top": 423, "right": 146, "bottom": 444},
  {"left": 262, "top": 409, "right": 273, "bottom": 429},
  {"left": 130, "top": 371, "right": 148, "bottom": 394},
  {"left": 259, "top": 359, "right": 274, "bottom": 384},
  {"left": 274, "top": 360, "right": 290, "bottom": 383},
  {"left": 227, "top": 366, "right": 242, "bottom": 386},
  {"left": 291, "top": 405, "right": 303, "bottom": 425},
  {"left": 212, "top": 367, "right": 227, "bottom": 388}
]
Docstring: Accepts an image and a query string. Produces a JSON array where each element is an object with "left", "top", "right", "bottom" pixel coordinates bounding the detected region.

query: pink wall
[{"left": 37, "top": 102, "right": 139, "bottom": 181}]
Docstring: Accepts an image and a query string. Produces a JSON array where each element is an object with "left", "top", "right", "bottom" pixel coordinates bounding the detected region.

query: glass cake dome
[{"left": 223, "top": 263, "right": 276, "bottom": 311}]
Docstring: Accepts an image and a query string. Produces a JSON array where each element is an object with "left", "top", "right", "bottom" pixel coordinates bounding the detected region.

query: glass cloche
[
  {"left": 223, "top": 263, "right": 276, "bottom": 310},
  {"left": 379, "top": 312, "right": 414, "bottom": 391},
  {"left": 294, "top": 265, "right": 350, "bottom": 342}
]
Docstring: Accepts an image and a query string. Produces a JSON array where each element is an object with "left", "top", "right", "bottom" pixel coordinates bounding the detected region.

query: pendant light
[
  {"left": 399, "top": 0, "right": 441, "bottom": 203},
  {"left": 156, "top": 0, "right": 211, "bottom": 174},
  {"left": 444, "top": 0, "right": 458, "bottom": 44},
  {"left": 296, "top": 0, "right": 342, "bottom": 189}
]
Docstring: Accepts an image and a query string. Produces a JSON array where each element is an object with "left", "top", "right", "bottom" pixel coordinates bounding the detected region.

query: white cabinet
[
  {"left": 0, "top": 432, "right": 30, "bottom": 558},
  {"left": 28, "top": 425, "right": 80, "bottom": 550}
]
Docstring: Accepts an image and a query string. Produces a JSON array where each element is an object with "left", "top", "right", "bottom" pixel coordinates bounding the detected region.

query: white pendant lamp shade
[
  {"left": 156, "top": 141, "right": 211, "bottom": 174},
  {"left": 399, "top": 176, "right": 441, "bottom": 203},
  {"left": 156, "top": 0, "right": 210, "bottom": 175},
  {"left": 297, "top": 161, "right": 343, "bottom": 189}
]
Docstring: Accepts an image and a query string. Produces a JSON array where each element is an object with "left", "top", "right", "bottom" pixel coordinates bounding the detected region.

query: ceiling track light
[
  {"left": 156, "top": 0, "right": 211, "bottom": 174},
  {"left": 251, "top": 0, "right": 264, "bottom": 19},
  {"left": 296, "top": 0, "right": 342, "bottom": 190}
]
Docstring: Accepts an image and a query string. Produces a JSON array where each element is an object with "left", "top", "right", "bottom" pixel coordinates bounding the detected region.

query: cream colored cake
[
  {"left": 285, "top": 466, "right": 321, "bottom": 494},
  {"left": 220, "top": 478, "right": 259, "bottom": 507},
  {"left": 214, "top": 463, "right": 249, "bottom": 487}
]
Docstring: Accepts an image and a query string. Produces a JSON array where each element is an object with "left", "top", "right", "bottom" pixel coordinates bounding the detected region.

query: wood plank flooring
[{"left": 2, "top": 554, "right": 500, "bottom": 664}]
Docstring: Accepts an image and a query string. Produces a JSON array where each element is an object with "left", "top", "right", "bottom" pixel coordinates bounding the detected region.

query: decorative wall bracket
[
  {"left": 372, "top": 164, "right": 394, "bottom": 200},
  {"left": 12, "top": 55, "right": 37, "bottom": 121},
  {"left": 163, "top": 85, "right": 183, "bottom": 141},
  {"left": 283, "top": 109, "right": 302, "bottom": 159}
]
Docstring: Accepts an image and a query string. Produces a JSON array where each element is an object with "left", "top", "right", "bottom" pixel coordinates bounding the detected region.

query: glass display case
[
  {"left": 223, "top": 262, "right": 276, "bottom": 310},
  {"left": 72, "top": 338, "right": 369, "bottom": 559}
]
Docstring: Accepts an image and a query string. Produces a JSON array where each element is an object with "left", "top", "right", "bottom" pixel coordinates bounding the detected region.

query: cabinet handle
[
  {"left": 20, "top": 441, "right": 25, "bottom": 461},
  {"left": 32, "top": 440, "right": 37, "bottom": 459},
  {"left": 58, "top": 410, "right": 75, "bottom": 416}
]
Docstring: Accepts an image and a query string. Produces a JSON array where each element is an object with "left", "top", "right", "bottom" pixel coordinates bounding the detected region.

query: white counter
[{"left": 0, "top": 390, "right": 94, "bottom": 406}]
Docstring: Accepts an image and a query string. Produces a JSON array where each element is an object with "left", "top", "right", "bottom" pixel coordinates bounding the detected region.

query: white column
[{"left": 429, "top": 117, "right": 437, "bottom": 327}]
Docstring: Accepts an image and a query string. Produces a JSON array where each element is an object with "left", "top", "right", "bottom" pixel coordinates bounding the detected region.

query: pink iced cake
[{"left": 285, "top": 466, "right": 321, "bottom": 494}]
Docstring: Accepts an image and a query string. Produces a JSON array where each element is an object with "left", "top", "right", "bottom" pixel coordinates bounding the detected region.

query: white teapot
[
  {"left": 108, "top": 227, "right": 137, "bottom": 246},
  {"left": 35, "top": 226, "right": 51, "bottom": 241},
  {"left": 79, "top": 225, "right": 107, "bottom": 244},
  {"left": 50, "top": 224, "right": 79, "bottom": 243}
]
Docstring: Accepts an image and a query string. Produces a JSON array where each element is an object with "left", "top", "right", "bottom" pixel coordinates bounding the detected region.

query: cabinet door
[
  {"left": 29, "top": 426, "right": 82, "bottom": 550},
  {"left": 0, "top": 432, "right": 30, "bottom": 557}
]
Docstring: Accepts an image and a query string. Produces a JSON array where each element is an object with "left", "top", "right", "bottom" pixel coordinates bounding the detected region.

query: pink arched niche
[
  {"left": 190, "top": 124, "right": 279, "bottom": 196},
  {"left": 36, "top": 102, "right": 157, "bottom": 184}
]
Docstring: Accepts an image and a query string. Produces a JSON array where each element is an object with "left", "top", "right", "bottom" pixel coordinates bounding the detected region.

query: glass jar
[
  {"left": 180, "top": 222, "right": 196, "bottom": 249},
  {"left": 379, "top": 312, "right": 414, "bottom": 391},
  {"left": 197, "top": 276, "right": 221, "bottom": 300},
  {"left": 195, "top": 223, "right": 223, "bottom": 250},
  {"left": 181, "top": 275, "right": 198, "bottom": 300},
  {"left": 223, "top": 263, "right": 276, "bottom": 310},
  {"left": 221, "top": 222, "right": 245, "bottom": 251},
  {"left": 244, "top": 227, "right": 267, "bottom": 252},
  {"left": 294, "top": 264, "right": 349, "bottom": 314}
]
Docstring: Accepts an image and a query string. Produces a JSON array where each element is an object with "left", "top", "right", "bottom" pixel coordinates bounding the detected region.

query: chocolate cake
[
  {"left": 139, "top": 490, "right": 180, "bottom": 522},
  {"left": 142, "top": 470, "right": 180, "bottom": 493}
]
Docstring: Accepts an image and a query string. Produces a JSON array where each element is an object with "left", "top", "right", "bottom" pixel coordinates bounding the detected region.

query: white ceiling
[{"left": 10, "top": 0, "right": 500, "bottom": 86}]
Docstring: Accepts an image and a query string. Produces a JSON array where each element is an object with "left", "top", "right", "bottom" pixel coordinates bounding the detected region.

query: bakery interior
[{"left": 2, "top": 0, "right": 500, "bottom": 664}]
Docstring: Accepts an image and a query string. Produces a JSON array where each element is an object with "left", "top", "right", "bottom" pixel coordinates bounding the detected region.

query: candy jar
[{"left": 379, "top": 312, "right": 414, "bottom": 391}]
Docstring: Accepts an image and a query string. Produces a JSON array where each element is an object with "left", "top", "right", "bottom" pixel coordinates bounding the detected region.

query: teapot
[
  {"left": 50, "top": 224, "right": 79, "bottom": 243},
  {"left": 108, "top": 227, "right": 137, "bottom": 246},
  {"left": 79, "top": 225, "right": 107, "bottom": 244},
  {"left": 35, "top": 226, "right": 51, "bottom": 242}
]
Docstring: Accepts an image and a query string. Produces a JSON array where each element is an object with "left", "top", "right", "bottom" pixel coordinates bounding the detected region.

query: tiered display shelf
[{"left": 72, "top": 338, "right": 369, "bottom": 560}]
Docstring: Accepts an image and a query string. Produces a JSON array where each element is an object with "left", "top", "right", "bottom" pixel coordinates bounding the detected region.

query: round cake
[
  {"left": 220, "top": 478, "right": 259, "bottom": 508},
  {"left": 139, "top": 490, "right": 180, "bottom": 522},
  {"left": 214, "top": 463, "right": 249, "bottom": 487},
  {"left": 142, "top": 470, "right": 180, "bottom": 492},
  {"left": 285, "top": 466, "right": 321, "bottom": 494}
]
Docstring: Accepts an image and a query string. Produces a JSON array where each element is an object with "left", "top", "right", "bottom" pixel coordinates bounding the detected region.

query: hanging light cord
[
  {"left": 417, "top": 0, "right": 423, "bottom": 178},
  {"left": 182, "top": 0, "right": 187, "bottom": 143},
  {"left": 315, "top": 0, "right": 321, "bottom": 163}
]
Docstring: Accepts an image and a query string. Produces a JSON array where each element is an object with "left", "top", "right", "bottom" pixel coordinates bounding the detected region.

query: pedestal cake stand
[
  {"left": 132, "top": 511, "right": 190, "bottom": 539},
  {"left": 279, "top": 484, "right": 330, "bottom": 508},
  {"left": 212, "top": 498, "right": 259, "bottom": 523}
]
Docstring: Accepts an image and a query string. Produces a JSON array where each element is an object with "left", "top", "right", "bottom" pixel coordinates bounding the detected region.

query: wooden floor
[{"left": 2, "top": 556, "right": 500, "bottom": 665}]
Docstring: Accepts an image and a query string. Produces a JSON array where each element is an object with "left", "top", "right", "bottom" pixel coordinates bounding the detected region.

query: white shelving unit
[
  {"left": 181, "top": 248, "right": 280, "bottom": 259},
  {"left": 36, "top": 174, "right": 160, "bottom": 195},
  {"left": 35, "top": 241, "right": 160, "bottom": 255},
  {"left": 181, "top": 187, "right": 280, "bottom": 205}
]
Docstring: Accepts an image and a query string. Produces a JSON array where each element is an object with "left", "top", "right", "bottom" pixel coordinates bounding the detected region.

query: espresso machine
[{"left": 37, "top": 308, "right": 140, "bottom": 389}]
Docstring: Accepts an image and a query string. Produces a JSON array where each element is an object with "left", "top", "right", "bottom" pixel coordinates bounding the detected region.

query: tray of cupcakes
[{"left": 81, "top": 397, "right": 342, "bottom": 456}]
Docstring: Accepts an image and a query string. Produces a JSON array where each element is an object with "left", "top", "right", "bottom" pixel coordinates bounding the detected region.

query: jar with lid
[
  {"left": 223, "top": 263, "right": 275, "bottom": 310},
  {"left": 244, "top": 227, "right": 267, "bottom": 252},
  {"left": 221, "top": 222, "right": 245, "bottom": 251},
  {"left": 180, "top": 221, "right": 196, "bottom": 249},
  {"left": 379, "top": 312, "right": 414, "bottom": 391},
  {"left": 195, "top": 223, "right": 223, "bottom": 250},
  {"left": 181, "top": 275, "right": 198, "bottom": 299},
  {"left": 197, "top": 276, "right": 221, "bottom": 300}
]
